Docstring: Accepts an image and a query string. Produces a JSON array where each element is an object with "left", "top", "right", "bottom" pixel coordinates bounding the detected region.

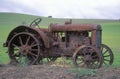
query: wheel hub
[
  {"left": 19, "top": 45, "right": 31, "bottom": 55},
  {"left": 83, "top": 55, "right": 92, "bottom": 62}
]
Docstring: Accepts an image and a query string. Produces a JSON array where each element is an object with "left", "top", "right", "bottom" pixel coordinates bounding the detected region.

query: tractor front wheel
[{"left": 73, "top": 45, "right": 103, "bottom": 69}]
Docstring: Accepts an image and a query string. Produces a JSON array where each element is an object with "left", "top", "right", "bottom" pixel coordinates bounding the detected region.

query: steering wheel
[{"left": 29, "top": 18, "right": 42, "bottom": 27}]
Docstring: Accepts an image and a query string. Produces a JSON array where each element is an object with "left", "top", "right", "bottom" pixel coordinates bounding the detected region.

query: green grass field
[
  {"left": 101, "top": 22, "right": 120, "bottom": 66},
  {"left": 0, "top": 13, "right": 120, "bottom": 67}
]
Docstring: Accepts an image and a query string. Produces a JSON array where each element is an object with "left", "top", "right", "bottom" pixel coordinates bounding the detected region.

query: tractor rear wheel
[
  {"left": 73, "top": 45, "right": 103, "bottom": 69},
  {"left": 8, "top": 32, "right": 41, "bottom": 66}
]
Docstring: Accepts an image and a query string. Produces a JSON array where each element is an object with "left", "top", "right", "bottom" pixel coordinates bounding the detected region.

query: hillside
[
  {"left": 0, "top": 13, "right": 39, "bottom": 26},
  {"left": 0, "top": 12, "right": 118, "bottom": 27}
]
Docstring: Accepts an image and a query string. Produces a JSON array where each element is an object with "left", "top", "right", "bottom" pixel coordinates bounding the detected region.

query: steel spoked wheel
[
  {"left": 8, "top": 32, "right": 41, "bottom": 66},
  {"left": 101, "top": 44, "right": 114, "bottom": 65},
  {"left": 73, "top": 45, "right": 103, "bottom": 69}
]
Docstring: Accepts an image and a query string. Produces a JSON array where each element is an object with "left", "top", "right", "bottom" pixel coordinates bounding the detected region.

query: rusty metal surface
[
  {"left": 34, "top": 28, "right": 50, "bottom": 48},
  {"left": 50, "top": 24, "right": 101, "bottom": 32},
  {"left": 5, "top": 26, "right": 50, "bottom": 48}
]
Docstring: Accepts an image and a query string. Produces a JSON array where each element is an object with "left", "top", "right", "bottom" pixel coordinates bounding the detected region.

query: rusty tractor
[{"left": 3, "top": 18, "right": 114, "bottom": 68}]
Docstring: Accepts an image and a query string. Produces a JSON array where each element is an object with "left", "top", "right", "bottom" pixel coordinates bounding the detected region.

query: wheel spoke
[
  {"left": 12, "top": 44, "right": 19, "bottom": 47},
  {"left": 104, "top": 58, "right": 110, "bottom": 61},
  {"left": 82, "top": 49, "right": 87, "bottom": 56},
  {"left": 90, "top": 51, "right": 94, "bottom": 55},
  {"left": 19, "top": 36, "right": 23, "bottom": 45},
  {"left": 29, "top": 52, "right": 37, "bottom": 57},
  {"left": 31, "top": 41, "right": 36, "bottom": 45},
  {"left": 104, "top": 55, "right": 110, "bottom": 57},
  {"left": 26, "top": 36, "right": 31, "bottom": 45},
  {"left": 12, "top": 52, "right": 20, "bottom": 57},
  {"left": 103, "top": 49, "right": 108, "bottom": 55},
  {"left": 31, "top": 43, "right": 38, "bottom": 47}
]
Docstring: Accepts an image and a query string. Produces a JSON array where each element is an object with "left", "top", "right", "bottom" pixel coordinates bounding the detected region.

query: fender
[{"left": 4, "top": 25, "right": 50, "bottom": 48}]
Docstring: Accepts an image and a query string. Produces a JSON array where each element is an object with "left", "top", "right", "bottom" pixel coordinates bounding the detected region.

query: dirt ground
[{"left": 0, "top": 64, "right": 120, "bottom": 79}]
